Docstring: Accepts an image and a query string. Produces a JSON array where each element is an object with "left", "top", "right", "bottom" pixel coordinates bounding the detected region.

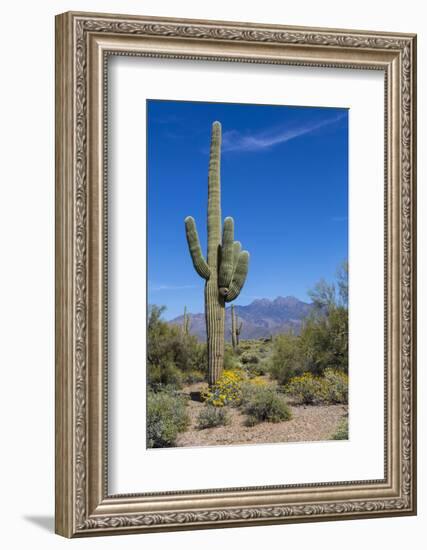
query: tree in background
[
  {"left": 302, "top": 260, "right": 348, "bottom": 374},
  {"left": 268, "top": 332, "right": 306, "bottom": 385},
  {"left": 269, "top": 261, "right": 349, "bottom": 384}
]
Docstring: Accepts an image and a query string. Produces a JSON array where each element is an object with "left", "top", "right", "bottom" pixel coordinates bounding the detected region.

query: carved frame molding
[{"left": 55, "top": 11, "right": 416, "bottom": 537}]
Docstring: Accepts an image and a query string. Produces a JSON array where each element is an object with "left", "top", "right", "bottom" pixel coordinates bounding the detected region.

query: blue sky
[{"left": 147, "top": 100, "right": 348, "bottom": 320}]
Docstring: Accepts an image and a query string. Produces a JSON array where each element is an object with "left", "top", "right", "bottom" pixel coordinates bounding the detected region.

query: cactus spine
[
  {"left": 231, "top": 304, "right": 243, "bottom": 350},
  {"left": 185, "top": 121, "right": 250, "bottom": 385},
  {"left": 182, "top": 306, "right": 191, "bottom": 337}
]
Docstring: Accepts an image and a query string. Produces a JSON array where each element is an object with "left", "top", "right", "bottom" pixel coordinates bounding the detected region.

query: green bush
[
  {"left": 283, "top": 264, "right": 349, "bottom": 377},
  {"left": 147, "top": 390, "right": 189, "bottom": 448},
  {"left": 147, "top": 305, "right": 207, "bottom": 390},
  {"left": 285, "top": 370, "right": 348, "bottom": 405},
  {"left": 183, "top": 369, "right": 206, "bottom": 384},
  {"left": 243, "top": 359, "right": 268, "bottom": 378},
  {"left": 300, "top": 306, "right": 348, "bottom": 375},
  {"left": 197, "top": 406, "right": 230, "bottom": 429},
  {"left": 238, "top": 341, "right": 252, "bottom": 351},
  {"left": 322, "top": 369, "right": 348, "bottom": 404},
  {"left": 268, "top": 333, "right": 306, "bottom": 385},
  {"left": 223, "top": 347, "right": 241, "bottom": 370},
  {"left": 285, "top": 373, "right": 325, "bottom": 405},
  {"left": 241, "top": 385, "right": 292, "bottom": 426},
  {"left": 241, "top": 352, "right": 260, "bottom": 365},
  {"left": 332, "top": 416, "right": 349, "bottom": 440},
  {"left": 148, "top": 361, "right": 184, "bottom": 389}
]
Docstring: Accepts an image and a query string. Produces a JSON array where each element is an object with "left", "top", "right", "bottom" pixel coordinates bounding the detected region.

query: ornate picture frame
[{"left": 55, "top": 11, "right": 417, "bottom": 537}]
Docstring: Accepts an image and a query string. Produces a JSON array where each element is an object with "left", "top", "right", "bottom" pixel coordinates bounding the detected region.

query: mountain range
[{"left": 169, "top": 296, "right": 314, "bottom": 341}]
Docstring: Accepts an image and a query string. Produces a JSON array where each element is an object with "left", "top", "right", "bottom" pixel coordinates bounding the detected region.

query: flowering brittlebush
[
  {"left": 201, "top": 368, "right": 247, "bottom": 407},
  {"left": 286, "top": 370, "right": 348, "bottom": 405}
]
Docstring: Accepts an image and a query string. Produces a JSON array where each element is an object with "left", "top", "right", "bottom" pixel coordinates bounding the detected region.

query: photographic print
[{"left": 147, "top": 100, "right": 349, "bottom": 449}]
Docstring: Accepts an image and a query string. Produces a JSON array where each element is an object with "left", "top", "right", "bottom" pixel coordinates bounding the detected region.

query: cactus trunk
[
  {"left": 185, "top": 121, "right": 250, "bottom": 385},
  {"left": 205, "top": 122, "right": 224, "bottom": 385},
  {"left": 230, "top": 304, "right": 243, "bottom": 350},
  {"left": 236, "top": 324, "right": 242, "bottom": 346},
  {"left": 231, "top": 305, "right": 237, "bottom": 350},
  {"left": 205, "top": 281, "right": 225, "bottom": 385},
  {"left": 182, "top": 306, "right": 191, "bottom": 337}
]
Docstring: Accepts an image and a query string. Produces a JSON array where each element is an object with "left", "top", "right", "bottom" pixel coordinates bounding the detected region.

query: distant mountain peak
[
  {"left": 273, "top": 296, "right": 304, "bottom": 306},
  {"left": 169, "top": 295, "right": 313, "bottom": 341},
  {"left": 251, "top": 298, "right": 271, "bottom": 306},
  {"left": 249, "top": 296, "right": 307, "bottom": 307}
]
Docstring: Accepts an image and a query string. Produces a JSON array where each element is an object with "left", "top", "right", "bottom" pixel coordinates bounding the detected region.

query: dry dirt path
[{"left": 176, "top": 382, "right": 348, "bottom": 448}]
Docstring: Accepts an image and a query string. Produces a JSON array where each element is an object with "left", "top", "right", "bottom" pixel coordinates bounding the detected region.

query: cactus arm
[
  {"left": 225, "top": 250, "right": 250, "bottom": 302},
  {"left": 231, "top": 241, "right": 241, "bottom": 278},
  {"left": 219, "top": 217, "right": 235, "bottom": 289},
  {"left": 184, "top": 216, "right": 210, "bottom": 279}
]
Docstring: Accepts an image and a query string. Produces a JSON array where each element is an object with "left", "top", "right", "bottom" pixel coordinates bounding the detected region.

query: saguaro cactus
[
  {"left": 231, "top": 304, "right": 243, "bottom": 350},
  {"left": 181, "top": 306, "right": 191, "bottom": 337},
  {"left": 185, "top": 121, "right": 250, "bottom": 385}
]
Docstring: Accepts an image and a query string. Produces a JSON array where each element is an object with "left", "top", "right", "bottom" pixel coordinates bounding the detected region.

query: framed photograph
[{"left": 55, "top": 11, "right": 417, "bottom": 537}]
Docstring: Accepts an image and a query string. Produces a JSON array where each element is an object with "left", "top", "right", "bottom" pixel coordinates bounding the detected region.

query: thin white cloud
[
  {"left": 221, "top": 112, "right": 346, "bottom": 153},
  {"left": 150, "top": 283, "right": 197, "bottom": 292},
  {"left": 152, "top": 114, "right": 182, "bottom": 125}
]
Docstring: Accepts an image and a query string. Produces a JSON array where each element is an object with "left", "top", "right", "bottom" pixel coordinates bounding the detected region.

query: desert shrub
[
  {"left": 183, "top": 369, "right": 206, "bottom": 384},
  {"left": 268, "top": 333, "right": 306, "bottom": 385},
  {"left": 147, "top": 390, "right": 189, "bottom": 448},
  {"left": 300, "top": 307, "right": 348, "bottom": 375},
  {"left": 201, "top": 368, "right": 247, "bottom": 407},
  {"left": 148, "top": 361, "right": 184, "bottom": 389},
  {"left": 239, "top": 341, "right": 252, "bottom": 351},
  {"left": 241, "top": 352, "right": 260, "bottom": 365},
  {"left": 322, "top": 369, "right": 348, "bottom": 404},
  {"left": 188, "top": 342, "right": 208, "bottom": 374},
  {"left": 223, "top": 347, "right": 241, "bottom": 370},
  {"left": 147, "top": 305, "right": 207, "bottom": 390},
  {"left": 285, "top": 372, "right": 325, "bottom": 405},
  {"left": 196, "top": 406, "right": 230, "bottom": 429},
  {"left": 332, "top": 416, "right": 349, "bottom": 440},
  {"left": 241, "top": 385, "right": 292, "bottom": 426},
  {"left": 244, "top": 359, "right": 268, "bottom": 378},
  {"left": 290, "top": 264, "right": 349, "bottom": 376},
  {"left": 248, "top": 376, "right": 269, "bottom": 387},
  {"left": 286, "top": 370, "right": 348, "bottom": 405},
  {"left": 302, "top": 265, "right": 348, "bottom": 375}
]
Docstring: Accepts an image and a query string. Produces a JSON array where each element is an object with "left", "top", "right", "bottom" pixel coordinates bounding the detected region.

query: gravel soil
[{"left": 176, "top": 382, "right": 348, "bottom": 448}]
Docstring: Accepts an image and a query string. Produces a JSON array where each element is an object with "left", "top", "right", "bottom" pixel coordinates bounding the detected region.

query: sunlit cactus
[
  {"left": 231, "top": 304, "right": 243, "bottom": 350},
  {"left": 181, "top": 305, "right": 191, "bottom": 337},
  {"left": 185, "top": 121, "right": 250, "bottom": 385}
]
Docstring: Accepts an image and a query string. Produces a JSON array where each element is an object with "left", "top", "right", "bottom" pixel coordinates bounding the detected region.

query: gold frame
[{"left": 55, "top": 11, "right": 417, "bottom": 537}]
